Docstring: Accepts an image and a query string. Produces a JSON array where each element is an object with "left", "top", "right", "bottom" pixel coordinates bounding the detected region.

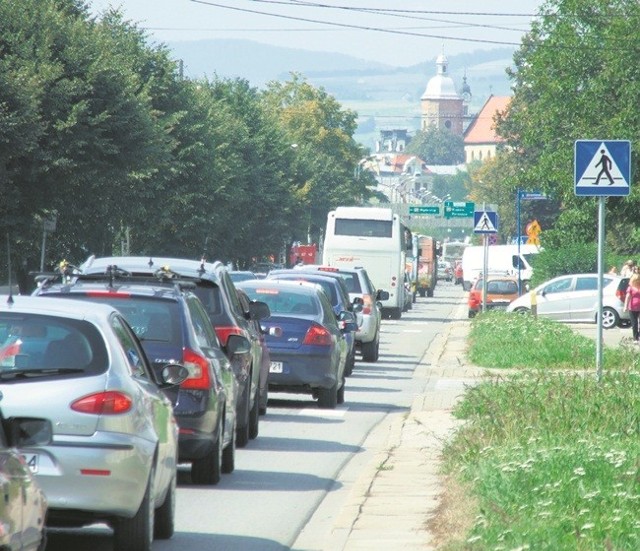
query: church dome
[{"left": 421, "top": 53, "right": 461, "bottom": 100}]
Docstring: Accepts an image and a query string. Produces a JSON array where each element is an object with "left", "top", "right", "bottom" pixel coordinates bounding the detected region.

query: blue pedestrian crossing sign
[
  {"left": 473, "top": 211, "right": 498, "bottom": 234},
  {"left": 575, "top": 140, "right": 631, "bottom": 196}
]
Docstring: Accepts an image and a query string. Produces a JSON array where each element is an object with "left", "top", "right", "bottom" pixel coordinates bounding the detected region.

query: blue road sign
[
  {"left": 519, "top": 190, "right": 547, "bottom": 200},
  {"left": 473, "top": 211, "right": 498, "bottom": 234},
  {"left": 575, "top": 140, "right": 631, "bottom": 197}
]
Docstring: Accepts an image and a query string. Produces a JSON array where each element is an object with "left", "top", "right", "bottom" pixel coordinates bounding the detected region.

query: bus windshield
[{"left": 334, "top": 219, "right": 393, "bottom": 238}]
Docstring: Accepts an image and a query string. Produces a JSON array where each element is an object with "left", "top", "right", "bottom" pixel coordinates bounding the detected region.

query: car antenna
[{"left": 6, "top": 233, "right": 14, "bottom": 305}]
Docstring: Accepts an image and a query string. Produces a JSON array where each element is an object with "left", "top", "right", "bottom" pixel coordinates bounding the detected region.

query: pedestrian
[
  {"left": 623, "top": 272, "right": 640, "bottom": 343},
  {"left": 609, "top": 265, "right": 618, "bottom": 274},
  {"left": 620, "top": 259, "right": 636, "bottom": 278}
]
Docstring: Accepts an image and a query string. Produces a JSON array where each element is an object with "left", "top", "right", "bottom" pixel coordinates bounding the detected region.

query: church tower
[{"left": 420, "top": 52, "right": 464, "bottom": 135}]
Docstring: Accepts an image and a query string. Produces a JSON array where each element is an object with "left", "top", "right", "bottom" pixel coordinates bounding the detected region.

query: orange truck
[{"left": 416, "top": 235, "right": 437, "bottom": 298}]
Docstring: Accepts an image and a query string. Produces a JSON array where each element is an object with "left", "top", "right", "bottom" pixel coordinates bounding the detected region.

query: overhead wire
[{"left": 188, "top": 0, "right": 525, "bottom": 47}]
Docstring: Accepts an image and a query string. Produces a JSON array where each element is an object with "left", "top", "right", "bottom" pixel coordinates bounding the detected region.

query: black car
[
  {"left": 79, "top": 256, "right": 270, "bottom": 447},
  {"left": 33, "top": 266, "right": 249, "bottom": 485}
]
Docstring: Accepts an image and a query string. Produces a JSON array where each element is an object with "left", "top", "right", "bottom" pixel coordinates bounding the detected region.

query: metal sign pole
[
  {"left": 482, "top": 202, "right": 488, "bottom": 313},
  {"left": 596, "top": 197, "right": 605, "bottom": 381}
]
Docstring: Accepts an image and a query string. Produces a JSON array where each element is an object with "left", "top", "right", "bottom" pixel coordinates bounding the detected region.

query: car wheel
[
  {"left": 222, "top": 419, "right": 236, "bottom": 474},
  {"left": 418, "top": 289, "right": 426, "bottom": 297},
  {"left": 236, "top": 384, "right": 251, "bottom": 448},
  {"left": 337, "top": 376, "right": 345, "bottom": 405},
  {"left": 344, "top": 350, "right": 355, "bottom": 376},
  {"left": 601, "top": 307, "right": 619, "bottom": 330},
  {"left": 468, "top": 310, "right": 476, "bottom": 318},
  {"left": 389, "top": 307, "right": 402, "bottom": 320},
  {"left": 513, "top": 307, "right": 530, "bottom": 315},
  {"left": 248, "top": 385, "right": 260, "bottom": 440},
  {"left": 427, "top": 288, "right": 434, "bottom": 297},
  {"left": 361, "top": 335, "right": 378, "bottom": 362},
  {"left": 154, "top": 471, "right": 176, "bottom": 540},
  {"left": 191, "top": 416, "right": 223, "bottom": 485},
  {"left": 114, "top": 468, "right": 154, "bottom": 551},
  {"left": 317, "top": 381, "right": 338, "bottom": 409}
]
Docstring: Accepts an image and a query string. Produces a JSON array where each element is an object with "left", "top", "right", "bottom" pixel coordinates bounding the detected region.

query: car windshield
[{"left": 0, "top": 314, "right": 108, "bottom": 378}]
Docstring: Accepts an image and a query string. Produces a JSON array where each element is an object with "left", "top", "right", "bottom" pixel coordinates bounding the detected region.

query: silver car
[
  {"left": 506, "top": 273, "right": 630, "bottom": 329},
  {"left": 0, "top": 296, "right": 187, "bottom": 550},
  {"left": 293, "top": 265, "right": 388, "bottom": 362}
]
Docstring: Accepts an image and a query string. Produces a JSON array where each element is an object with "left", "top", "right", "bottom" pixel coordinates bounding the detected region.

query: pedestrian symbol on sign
[{"left": 594, "top": 149, "right": 614, "bottom": 185}]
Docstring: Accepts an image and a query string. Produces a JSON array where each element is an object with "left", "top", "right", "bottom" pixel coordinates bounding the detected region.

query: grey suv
[
  {"left": 33, "top": 266, "right": 246, "bottom": 485},
  {"left": 294, "top": 265, "right": 388, "bottom": 362}
]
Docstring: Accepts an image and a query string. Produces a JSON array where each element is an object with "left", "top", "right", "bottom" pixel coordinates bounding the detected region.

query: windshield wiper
[{"left": 0, "top": 367, "right": 85, "bottom": 380}]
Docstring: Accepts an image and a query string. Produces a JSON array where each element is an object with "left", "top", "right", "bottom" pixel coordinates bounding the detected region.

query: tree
[
  {"left": 405, "top": 126, "right": 464, "bottom": 165},
  {"left": 497, "top": 0, "right": 640, "bottom": 251},
  {"left": 262, "top": 74, "right": 371, "bottom": 245}
]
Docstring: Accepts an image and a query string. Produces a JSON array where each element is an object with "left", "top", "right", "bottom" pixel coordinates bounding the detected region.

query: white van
[{"left": 461, "top": 244, "right": 540, "bottom": 291}]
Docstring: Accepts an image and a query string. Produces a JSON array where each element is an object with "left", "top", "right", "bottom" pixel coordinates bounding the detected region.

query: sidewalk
[{"left": 293, "top": 305, "right": 486, "bottom": 551}]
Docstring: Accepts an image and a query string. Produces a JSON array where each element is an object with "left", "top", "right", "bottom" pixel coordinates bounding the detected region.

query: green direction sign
[
  {"left": 409, "top": 205, "right": 440, "bottom": 215},
  {"left": 444, "top": 200, "right": 475, "bottom": 219}
]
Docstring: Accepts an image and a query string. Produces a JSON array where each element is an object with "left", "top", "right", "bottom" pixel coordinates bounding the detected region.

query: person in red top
[{"left": 623, "top": 271, "right": 640, "bottom": 342}]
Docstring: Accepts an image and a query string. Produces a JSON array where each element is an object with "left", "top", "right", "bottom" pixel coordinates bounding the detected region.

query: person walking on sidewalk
[{"left": 623, "top": 271, "right": 640, "bottom": 342}]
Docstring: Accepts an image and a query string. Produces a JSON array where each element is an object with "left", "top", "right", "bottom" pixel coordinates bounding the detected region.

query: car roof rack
[{"left": 34, "top": 262, "right": 196, "bottom": 292}]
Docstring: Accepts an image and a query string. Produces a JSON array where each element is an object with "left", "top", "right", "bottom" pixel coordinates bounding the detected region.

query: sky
[{"left": 87, "top": 0, "right": 546, "bottom": 67}]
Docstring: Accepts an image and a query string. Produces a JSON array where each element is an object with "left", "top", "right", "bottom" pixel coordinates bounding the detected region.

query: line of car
[
  {"left": 466, "top": 270, "right": 631, "bottom": 329},
  {"left": 0, "top": 256, "right": 388, "bottom": 550}
]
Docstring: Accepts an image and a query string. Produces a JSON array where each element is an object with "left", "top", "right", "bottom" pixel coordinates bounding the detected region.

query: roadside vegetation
[{"left": 439, "top": 312, "right": 640, "bottom": 550}]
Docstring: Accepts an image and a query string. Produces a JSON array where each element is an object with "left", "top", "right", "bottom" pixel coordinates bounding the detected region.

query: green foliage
[
  {"left": 0, "top": 5, "right": 366, "bottom": 290},
  {"left": 498, "top": 0, "right": 640, "bottom": 252},
  {"left": 444, "top": 311, "right": 640, "bottom": 549},
  {"left": 528, "top": 241, "right": 598, "bottom": 286},
  {"left": 405, "top": 125, "right": 464, "bottom": 165}
]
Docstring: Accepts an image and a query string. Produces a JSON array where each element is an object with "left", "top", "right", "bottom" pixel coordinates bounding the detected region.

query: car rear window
[
  {"left": 0, "top": 314, "right": 108, "bottom": 377},
  {"left": 273, "top": 276, "right": 337, "bottom": 305},
  {"left": 67, "top": 296, "right": 182, "bottom": 346},
  {"left": 487, "top": 280, "right": 518, "bottom": 294},
  {"left": 338, "top": 273, "right": 362, "bottom": 293},
  {"left": 242, "top": 287, "right": 319, "bottom": 316}
]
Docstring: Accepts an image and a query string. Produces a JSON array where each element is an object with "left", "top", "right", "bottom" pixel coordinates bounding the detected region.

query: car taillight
[
  {"left": 71, "top": 391, "right": 132, "bottom": 415},
  {"left": 468, "top": 291, "right": 481, "bottom": 308},
  {"left": 362, "top": 294, "right": 374, "bottom": 315},
  {"left": 215, "top": 326, "right": 243, "bottom": 347},
  {"left": 181, "top": 348, "right": 212, "bottom": 390},
  {"left": 616, "top": 287, "right": 626, "bottom": 301},
  {"left": 303, "top": 323, "right": 332, "bottom": 346}
]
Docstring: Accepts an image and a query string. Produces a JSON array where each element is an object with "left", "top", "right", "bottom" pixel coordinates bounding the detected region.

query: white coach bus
[{"left": 322, "top": 206, "right": 411, "bottom": 319}]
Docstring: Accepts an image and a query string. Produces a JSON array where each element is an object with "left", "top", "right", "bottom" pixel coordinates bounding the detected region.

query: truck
[
  {"left": 461, "top": 244, "right": 540, "bottom": 291},
  {"left": 415, "top": 234, "right": 437, "bottom": 298}
]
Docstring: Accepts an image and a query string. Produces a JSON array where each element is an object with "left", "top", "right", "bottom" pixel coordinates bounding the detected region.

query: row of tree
[{"left": 0, "top": 0, "right": 376, "bottom": 291}]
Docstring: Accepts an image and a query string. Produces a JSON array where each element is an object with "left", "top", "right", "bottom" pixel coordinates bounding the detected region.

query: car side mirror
[
  {"left": 249, "top": 300, "right": 271, "bottom": 321},
  {"left": 5, "top": 417, "right": 53, "bottom": 447},
  {"left": 337, "top": 311, "right": 358, "bottom": 332},
  {"left": 226, "top": 334, "right": 251, "bottom": 357},
  {"left": 376, "top": 289, "right": 390, "bottom": 301},
  {"left": 160, "top": 363, "right": 189, "bottom": 386}
]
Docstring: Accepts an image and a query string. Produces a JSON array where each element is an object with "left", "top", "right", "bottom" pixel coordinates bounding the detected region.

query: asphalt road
[{"left": 43, "top": 282, "right": 463, "bottom": 550}]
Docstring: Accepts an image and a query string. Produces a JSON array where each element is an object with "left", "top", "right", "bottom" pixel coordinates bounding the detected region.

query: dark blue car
[{"left": 236, "top": 279, "right": 356, "bottom": 409}]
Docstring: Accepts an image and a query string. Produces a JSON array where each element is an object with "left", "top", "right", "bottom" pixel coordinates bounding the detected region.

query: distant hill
[
  {"left": 167, "top": 39, "right": 393, "bottom": 86},
  {"left": 166, "top": 39, "right": 516, "bottom": 151}
]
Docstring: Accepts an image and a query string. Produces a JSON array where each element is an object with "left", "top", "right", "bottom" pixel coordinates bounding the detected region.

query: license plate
[
  {"left": 269, "top": 361, "right": 283, "bottom": 374},
  {"left": 22, "top": 453, "right": 39, "bottom": 473}
]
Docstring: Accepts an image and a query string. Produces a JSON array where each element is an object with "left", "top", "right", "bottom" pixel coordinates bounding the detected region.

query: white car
[
  {"left": 437, "top": 260, "right": 453, "bottom": 282},
  {"left": 506, "top": 273, "right": 630, "bottom": 329},
  {"left": 294, "top": 265, "right": 388, "bottom": 362}
]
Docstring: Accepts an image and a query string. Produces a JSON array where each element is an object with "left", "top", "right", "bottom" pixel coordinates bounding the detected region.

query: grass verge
[{"left": 439, "top": 311, "right": 640, "bottom": 550}]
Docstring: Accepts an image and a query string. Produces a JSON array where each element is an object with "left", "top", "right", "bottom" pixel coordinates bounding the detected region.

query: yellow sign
[{"left": 525, "top": 219, "right": 541, "bottom": 245}]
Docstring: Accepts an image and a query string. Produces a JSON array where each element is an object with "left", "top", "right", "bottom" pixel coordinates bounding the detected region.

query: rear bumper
[{"left": 268, "top": 349, "right": 338, "bottom": 393}]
